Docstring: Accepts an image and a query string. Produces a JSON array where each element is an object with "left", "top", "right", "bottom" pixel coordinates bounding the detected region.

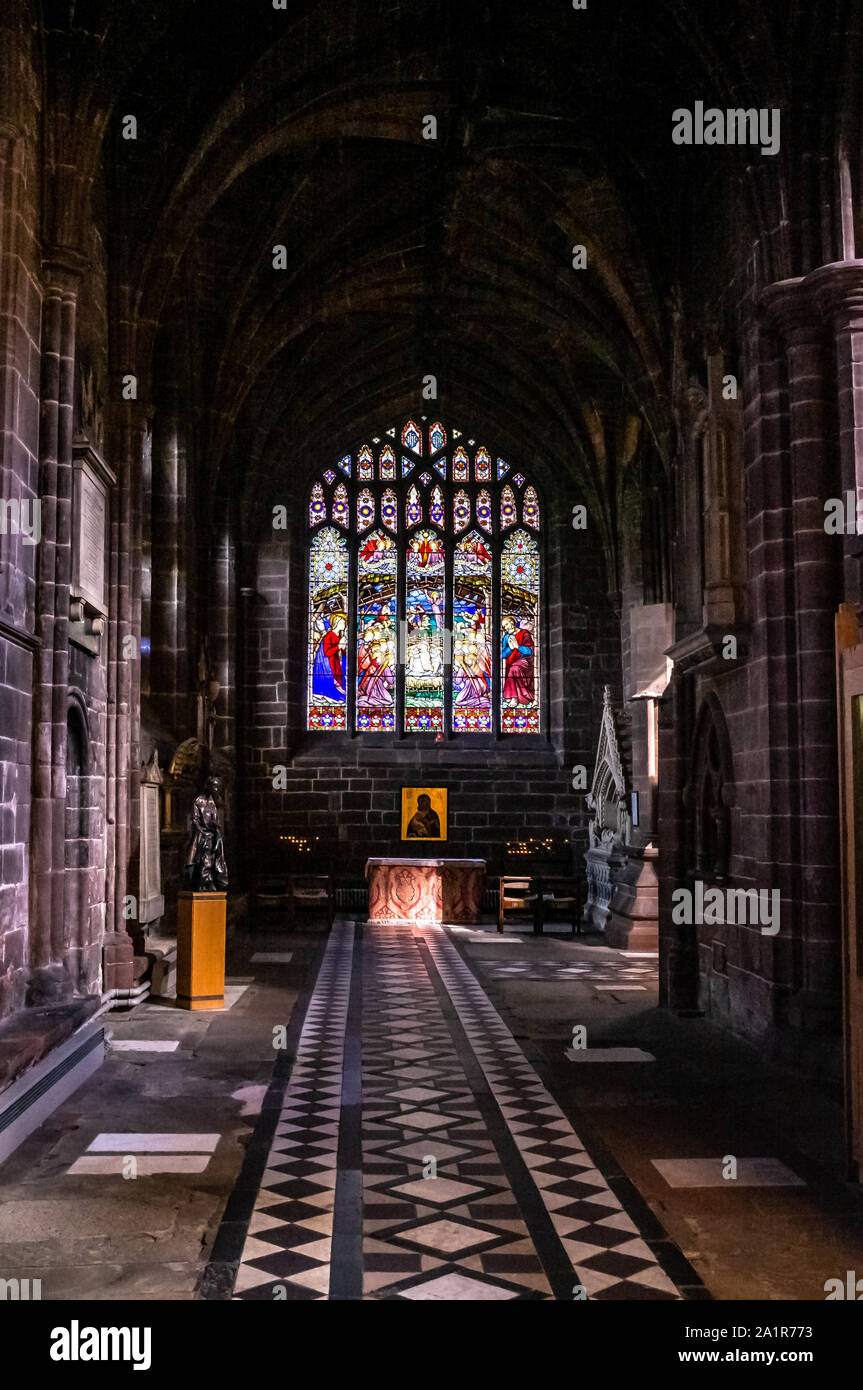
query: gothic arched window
[{"left": 306, "top": 420, "right": 542, "bottom": 735}]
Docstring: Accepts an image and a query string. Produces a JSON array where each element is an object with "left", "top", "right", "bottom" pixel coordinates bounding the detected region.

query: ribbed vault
[{"left": 37, "top": 0, "right": 859, "bottom": 559}]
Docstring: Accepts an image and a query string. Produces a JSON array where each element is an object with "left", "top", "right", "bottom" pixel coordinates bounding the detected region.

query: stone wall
[{"left": 0, "top": 1, "right": 42, "bottom": 1018}]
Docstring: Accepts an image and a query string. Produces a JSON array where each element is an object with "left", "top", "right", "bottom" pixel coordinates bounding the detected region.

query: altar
[{"left": 365, "top": 858, "right": 486, "bottom": 925}]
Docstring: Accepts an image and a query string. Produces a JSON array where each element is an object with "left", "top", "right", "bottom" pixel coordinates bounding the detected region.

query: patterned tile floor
[
  {"left": 225, "top": 923, "right": 683, "bottom": 1300},
  {"left": 478, "top": 954, "right": 658, "bottom": 985}
]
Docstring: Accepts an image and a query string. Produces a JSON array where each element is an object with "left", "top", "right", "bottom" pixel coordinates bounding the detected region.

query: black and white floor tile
[
  {"left": 233, "top": 926, "right": 352, "bottom": 1299},
  {"left": 225, "top": 923, "right": 683, "bottom": 1300},
  {"left": 479, "top": 955, "right": 657, "bottom": 985}
]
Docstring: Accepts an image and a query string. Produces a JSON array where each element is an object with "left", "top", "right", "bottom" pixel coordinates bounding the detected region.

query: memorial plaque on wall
[
  {"left": 72, "top": 458, "right": 108, "bottom": 614},
  {"left": 629, "top": 602, "right": 674, "bottom": 698},
  {"left": 139, "top": 783, "right": 165, "bottom": 924}
]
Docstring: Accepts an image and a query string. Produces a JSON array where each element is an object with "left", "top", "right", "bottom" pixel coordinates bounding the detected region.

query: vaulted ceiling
[{"left": 39, "top": 0, "right": 857, "bottom": 531}]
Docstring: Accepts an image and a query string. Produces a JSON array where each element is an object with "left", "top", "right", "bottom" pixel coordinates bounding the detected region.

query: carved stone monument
[
  {"left": 582, "top": 687, "right": 630, "bottom": 934},
  {"left": 582, "top": 686, "right": 659, "bottom": 950},
  {"left": 138, "top": 750, "right": 165, "bottom": 926},
  {"left": 69, "top": 441, "right": 115, "bottom": 653}
]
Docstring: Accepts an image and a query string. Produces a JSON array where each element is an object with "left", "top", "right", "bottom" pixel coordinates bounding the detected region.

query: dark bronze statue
[{"left": 181, "top": 775, "right": 228, "bottom": 892}]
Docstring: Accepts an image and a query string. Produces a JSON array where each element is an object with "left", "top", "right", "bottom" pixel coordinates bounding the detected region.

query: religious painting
[{"left": 401, "top": 787, "right": 447, "bottom": 840}]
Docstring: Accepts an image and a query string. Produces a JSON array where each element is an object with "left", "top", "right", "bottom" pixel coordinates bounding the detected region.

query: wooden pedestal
[{"left": 176, "top": 891, "right": 226, "bottom": 1010}]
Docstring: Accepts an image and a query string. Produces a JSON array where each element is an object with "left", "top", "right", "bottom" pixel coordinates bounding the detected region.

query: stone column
[
  {"left": 210, "top": 498, "right": 237, "bottom": 762},
  {"left": 0, "top": 99, "right": 41, "bottom": 1017},
  {"left": 150, "top": 396, "right": 190, "bottom": 737},
  {"left": 29, "top": 252, "right": 84, "bottom": 994},
  {"left": 702, "top": 353, "right": 746, "bottom": 630},
  {"left": 810, "top": 262, "right": 863, "bottom": 595},
  {"left": 105, "top": 395, "right": 147, "bottom": 935},
  {"left": 762, "top": 276, "right": 843, "bottom": 1033}
]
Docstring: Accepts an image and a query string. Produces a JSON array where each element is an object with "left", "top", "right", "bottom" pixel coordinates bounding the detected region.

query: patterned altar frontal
[{"left": 366, "top": 858, "right": 486, "bottom": 925}]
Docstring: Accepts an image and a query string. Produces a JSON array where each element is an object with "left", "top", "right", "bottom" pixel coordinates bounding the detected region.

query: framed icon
[{"left": 401, "top": 787, "right": 447, "bottom": 841}]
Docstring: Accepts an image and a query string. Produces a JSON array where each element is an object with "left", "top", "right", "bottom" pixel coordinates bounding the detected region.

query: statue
[{"left": 181, "top": 776, "right": 228, "bottom": 892}]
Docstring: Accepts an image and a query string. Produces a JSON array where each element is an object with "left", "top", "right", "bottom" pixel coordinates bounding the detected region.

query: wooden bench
[
  {"left": 288, "top": 873, "right": 334, "bottom": 929},
  {"left": 253, "top": 873, "right": 334, "bottom": 929}
]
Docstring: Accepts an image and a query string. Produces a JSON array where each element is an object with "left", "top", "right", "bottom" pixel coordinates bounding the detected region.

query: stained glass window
[
  {"left": 381, "top": 488, "right": 398, "bottom": 532},
  {"left": 309, "top": 482, "right": 326, "bottom": 527},
  {"left": 453, "top": 532, "right": 492, "bottom": 732},
  {"left": 308, "top": 527, "right": 348, "bottom": 730},
  {"left": 402, "top": 420, "right": 422, "bottom": 454},
  {"left": 357, "top": 488, "right": 375, "bottom": 531},
  {"left": 523, "top": 485, "right": 539, "bottom": 530},
  {"left": 429, "top": 421, "right": 446, "bottom": 452},
  {"left": 406, "top": 485, "right": 422, "bottom": 528},
  {"left": 332, "top": 483, "right": 349, "bottom": 528},
  {"left": 308, "top": 421, "right": 541, "bottom": 736},
  {"left": 405, "top": 530, "right": 445, "bottom": 731},
  {"left": 357, "top": 529, "right": 397, "bottom": 731},
  {"left": 501, "top": 530, "right": 540, "bottom": 733}
]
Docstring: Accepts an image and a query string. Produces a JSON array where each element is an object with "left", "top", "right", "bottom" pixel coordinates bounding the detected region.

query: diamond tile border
[
  {"left": 220, "top": 921, "right": 692, "bottom": 1301},
  {"left": 359, "top": 922, "right": 553, "bottom": 1299},
  {"left": 232, "top": 925, "right": 353, "bottom": 1300},
  {"left": 424, "top": 928, "right": 682, "bottom": 1300}
]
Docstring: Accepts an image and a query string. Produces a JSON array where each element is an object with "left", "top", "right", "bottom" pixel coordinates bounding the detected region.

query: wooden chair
[
  {"left": 532, "top": 874, "right": 581, "bottom": 936},
  {"left": 497, "top": 876, "right": 539, "bottom": 933}
]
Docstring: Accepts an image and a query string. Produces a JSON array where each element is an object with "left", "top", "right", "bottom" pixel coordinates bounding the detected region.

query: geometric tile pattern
[
  {"left": 359, "top": 923, "right": 552, "bottom": 1299},
  {"left": 425, "top": 930, "right": 680, "bottom": 1299},
  {"left": 229, "top": 923, "right": 683, "bottom": 1300},
  {"left": 233, "top": 926, "right": 353, "bottom": 1299},
  {"left": 480, "top": 955, "right": 657, "bottom": 985}
]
